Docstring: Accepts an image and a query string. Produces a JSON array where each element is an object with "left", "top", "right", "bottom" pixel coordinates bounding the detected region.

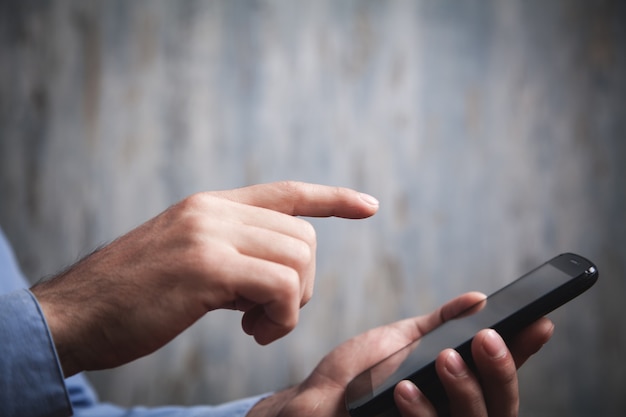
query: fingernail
[
  {"left": 397, "top": 380, "right": 421, "bottom": 403},
  {"left": 445, "top": 350, "right": 467, "bottom": 377},
  {"left": 359, "top": 192, "right": 379, "bottom": 206},
  {"left": 483, "top": 329, "right": 507, "bottom": 359}
]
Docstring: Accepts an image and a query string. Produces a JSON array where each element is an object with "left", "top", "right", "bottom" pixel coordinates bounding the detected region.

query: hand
[
  {"left": 248, "top": 292, "right": 554, "bottom": 417},
  {"left": 31, "top": 181, "right": 379, "bottom": 377},
  {"left": 393, "top": 325, "right": 547, "bottom": 417}
]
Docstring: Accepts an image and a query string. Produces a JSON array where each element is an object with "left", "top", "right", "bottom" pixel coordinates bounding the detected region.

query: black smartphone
[{"left": 345, "top": 253, "right": 598, "bottom": 417}]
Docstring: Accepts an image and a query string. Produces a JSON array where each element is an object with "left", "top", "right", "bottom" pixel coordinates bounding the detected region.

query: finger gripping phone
[{"left": 345, "top": 253, "right": 598, "bottom": 417}]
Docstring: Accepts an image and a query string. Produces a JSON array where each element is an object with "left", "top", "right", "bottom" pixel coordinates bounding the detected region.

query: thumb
[{"left": 210, "top": 181, "right": 379, "bottom": 218}]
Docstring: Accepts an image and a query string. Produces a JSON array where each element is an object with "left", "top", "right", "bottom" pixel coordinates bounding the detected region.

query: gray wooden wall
[{"left": 1, "top": 1, "right": 624, "bottom": 415}]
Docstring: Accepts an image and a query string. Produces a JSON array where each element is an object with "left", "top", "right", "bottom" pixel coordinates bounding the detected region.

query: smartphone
[{"left": 345, "top": 253, "right": 598, "bottom": 417}]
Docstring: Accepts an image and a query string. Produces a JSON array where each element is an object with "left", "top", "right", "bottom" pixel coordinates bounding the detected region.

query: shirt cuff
[{"left": 0, "top": 289, "right": 72, "bottom": 417}]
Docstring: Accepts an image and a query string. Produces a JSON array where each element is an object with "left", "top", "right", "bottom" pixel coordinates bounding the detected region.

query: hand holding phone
[{"left": 345, "top": 253, "right": 598, "bottom": 417}]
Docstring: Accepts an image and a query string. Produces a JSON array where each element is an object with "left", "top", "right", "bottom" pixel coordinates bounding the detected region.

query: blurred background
[{"left": 0, "top": 0, "right": 624, "bottom": 415}]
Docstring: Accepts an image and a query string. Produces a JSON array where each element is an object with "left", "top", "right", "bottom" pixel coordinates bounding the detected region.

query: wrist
[{"left": 31, "top": 281, "right": 81, "bottom": 377}]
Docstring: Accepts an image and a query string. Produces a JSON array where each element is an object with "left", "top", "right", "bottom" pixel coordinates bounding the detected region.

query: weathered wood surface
[{"left": 1, "top": 1, "right": 624, "bottom": 415}]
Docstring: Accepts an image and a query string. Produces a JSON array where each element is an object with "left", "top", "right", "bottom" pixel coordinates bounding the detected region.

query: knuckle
[
  {"left": 301, "top": 285, "right": 314, "bottom": 306},
  {"left": 290, "top": 238, "right": 314, "bottom": 271},
  {"left": 266, "top": 270, "right": 301, "bottom": 331},
  {"left": 280, "top": 308, "right": 299, "bottom": 331},
  {"left": 274, "top": 180, "right": 306, "bottom": 214},
  {"left": 298, "top": 219, "right": 317, "bottom": 244},
  {"left": 275, "top": 180, "right": 303, "bottom": 196},
  {"left": 498, "top": 363, "right": 518, "bottom": 386},
  {"left": 179, "top": 192, "right": 209, "bottom": 211},
  {"left": 163, "top": 194, "right": 227, "bottom": 261},
  {"left": 167, "top": 194, "right": 211, "bottom": 231},
  {"left": 268, "top": 273, "right": 302, "bottom": 318},
  {"left": 275, "top": 267, "right": 301, "bottom": 298}
]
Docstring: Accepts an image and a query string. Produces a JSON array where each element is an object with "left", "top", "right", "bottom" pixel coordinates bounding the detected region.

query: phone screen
[{"left": 346, "top": 253, "right": 598, "bottom": 417}]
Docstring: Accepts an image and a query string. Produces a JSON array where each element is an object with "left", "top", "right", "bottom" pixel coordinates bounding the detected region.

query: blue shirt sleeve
[
  {"left": 1, "top": 227, "right": 268, "bottom": 417},
  {"left": 72, "top": 394, "right": 270, "bottom": 417},
  {"left": 0, "top": 288, "right": 73, "bottom": 417}
]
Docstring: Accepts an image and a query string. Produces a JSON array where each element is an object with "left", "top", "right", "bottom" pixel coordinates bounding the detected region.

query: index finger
[{"left": 209, "top": 181, "right": 379, "bottom": 218}]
